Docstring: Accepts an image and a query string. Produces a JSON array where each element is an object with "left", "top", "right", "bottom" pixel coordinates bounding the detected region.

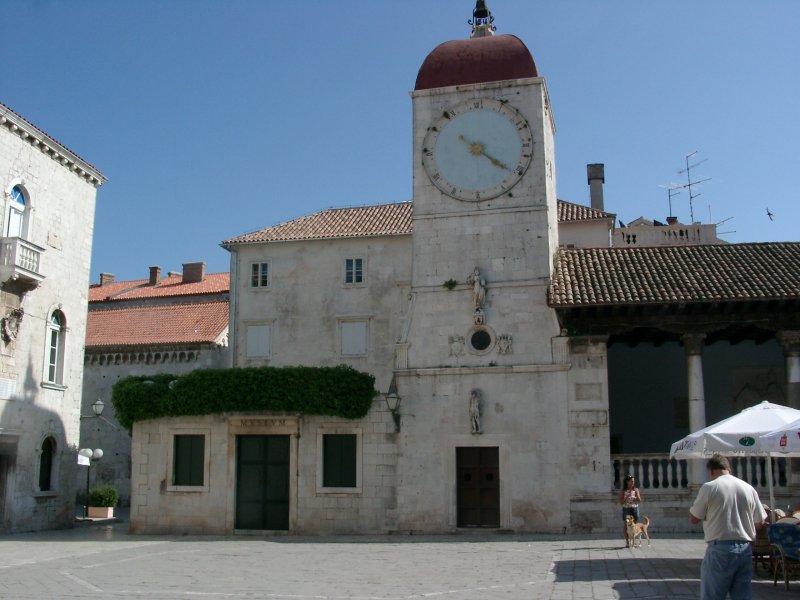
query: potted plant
[{"left": 88, "top": 484, "right": 119, "bottom": 518}]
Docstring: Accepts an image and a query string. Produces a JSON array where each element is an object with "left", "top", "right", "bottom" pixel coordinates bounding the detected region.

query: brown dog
[{"left": 625, "top": 515, "right": 651, "bottom": 547}]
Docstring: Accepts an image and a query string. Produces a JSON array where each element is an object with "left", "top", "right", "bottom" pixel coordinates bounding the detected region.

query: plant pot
[{"left": 88, "top": 506, "right": 114, "bottom": 519}]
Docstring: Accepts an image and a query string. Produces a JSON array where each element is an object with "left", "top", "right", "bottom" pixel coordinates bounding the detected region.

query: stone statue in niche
[
  {"left": 470, "top": 389, "right": 482, "bottom": 434},
  {"left": 466, "top": 267, "right": 486, "bottom": 311},
  {"left": 449, "top": 335, "right": 465, "bottom": 357},
  {"left": 497, "top": 334, "right": 513, "bottom": 354}
]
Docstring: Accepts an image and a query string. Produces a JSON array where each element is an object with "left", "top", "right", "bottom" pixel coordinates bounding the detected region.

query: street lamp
[
  {"left": 384, "top": 378, "right": 401, "bottom": 433},
  {"left": 78, "top": 447, "right": 103, "bottom": 518},
  {"left": 81, "top": 398, "right": 105, "bottom": 419}
]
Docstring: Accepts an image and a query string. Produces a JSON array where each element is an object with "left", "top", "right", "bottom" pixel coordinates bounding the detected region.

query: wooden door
[
  {"left": 235, "top": 435, "right": 289, "bottom": 530},
  {"left": 456, "top": 446, "right": 499, "bottom": 528}
]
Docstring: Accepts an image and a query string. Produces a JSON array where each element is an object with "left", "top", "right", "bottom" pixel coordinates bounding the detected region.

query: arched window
[
  {"left": 45, "top": 311, "right": 66, "bottom": 385},
  {"left": 38, "top": 436, "right": 55, "bottom": 491},
  {"left": 6, "top": 185, "right": 29, "bottom": 239}
]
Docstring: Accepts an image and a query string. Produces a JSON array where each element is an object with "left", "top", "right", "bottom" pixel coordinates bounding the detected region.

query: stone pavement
[{"left": 0, "top": 520, "right": 794, "bottom": 599}]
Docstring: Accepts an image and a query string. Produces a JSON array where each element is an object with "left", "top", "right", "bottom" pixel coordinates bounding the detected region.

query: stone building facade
[
  {"left": 0, "top": 102, "right": 104, "bottom": 532},
  {"left": 81, "top": 264, "right": 229, "bottom": 506},
  {"left": 129, "top": 4, "right": 800, "bottom": 535}
]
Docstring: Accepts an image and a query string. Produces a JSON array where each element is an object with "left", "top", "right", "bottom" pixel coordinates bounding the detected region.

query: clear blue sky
[{"left": 4, "top": 1, "right": 799, "bottom": 282}]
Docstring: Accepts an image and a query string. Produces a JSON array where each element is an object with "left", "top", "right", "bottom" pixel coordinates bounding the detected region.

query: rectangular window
[
  {"left": 344, "top": 258, "right": 363, "bottom": 284},
  {"left": 251, "top": 262, "right": 269, "bottom": 288},
  {"left": 173, "top": 434, "right": 205, "bottom": 486},
  {"left": 246, "top": 324, "right": 272, "bottom": 358},
  {"left": 47, "top": 329, "right": 59, "bottom": 383},
  {"left": 322, "top": 434, "right": 357, "bottom": 488},
  {"left": 340, "top": 320, "right": 367, "bottom": 356}
]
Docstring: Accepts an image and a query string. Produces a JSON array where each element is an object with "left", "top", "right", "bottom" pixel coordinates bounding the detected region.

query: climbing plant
[{"left": 111, "top": 365, "right": 378, "bottom": 431}]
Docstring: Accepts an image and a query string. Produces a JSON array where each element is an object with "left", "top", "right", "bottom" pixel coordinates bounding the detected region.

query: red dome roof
[{"left": 415, "top": 34, "right": 538, "bottom": 91}]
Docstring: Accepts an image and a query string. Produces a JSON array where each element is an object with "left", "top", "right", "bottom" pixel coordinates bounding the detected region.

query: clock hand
[
  {"left": 457, "top": 135, "right": 510, "bottom": 171},
  {"left": 481, "top": 151, "right": 511, "bottom": 171}
]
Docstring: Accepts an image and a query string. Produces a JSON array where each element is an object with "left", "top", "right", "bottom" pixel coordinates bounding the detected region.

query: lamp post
[{"left": 78, "top": 447, "right": 103, "bottom": 518}]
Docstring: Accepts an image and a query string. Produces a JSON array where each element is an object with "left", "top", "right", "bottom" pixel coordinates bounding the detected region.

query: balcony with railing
[
  {"left": 612, "top": 453, "right": 791, "bottom": 499},
  {"left": 0, "top": 237, "right": 45, "bottom": 287}
]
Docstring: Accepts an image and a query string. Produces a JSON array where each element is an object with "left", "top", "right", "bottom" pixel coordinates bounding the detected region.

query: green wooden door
[{"left": 235, "top": 435, "right": 289, "bottom": 530}]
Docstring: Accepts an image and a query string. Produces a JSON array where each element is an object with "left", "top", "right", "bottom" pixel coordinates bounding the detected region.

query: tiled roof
[
  {"left": 223, "top": 200, "right": 607, "bottom": 245},
  {"left": 549, "top": 243, "right": 800, "bottom": 307},
  {"left": 86, "top": 301, "right": 228, "bottom": 348},
  {"left": 89, "top": 272, "right": 229, "bottom": 302},
  {"left": 557, "top": 199, "right": 615, "bottom": 222},
  {"left": 222, "top": 202, "right": 414, "bottom": 245}
]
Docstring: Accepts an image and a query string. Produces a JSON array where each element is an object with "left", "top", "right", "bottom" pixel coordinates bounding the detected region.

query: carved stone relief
[
  {"left": 448, "top": 335, "right": 465, "bottom": 357},
  {"left": 497, "top": 334, "right": 513, "bottom": 354},
  {"left": 1, "top": 308, "right": 23, "bottom": 344}
]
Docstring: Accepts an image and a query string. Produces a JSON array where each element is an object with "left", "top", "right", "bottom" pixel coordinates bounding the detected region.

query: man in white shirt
[{"left": 689, "top": 454, "right": 768, "bottom": 600}]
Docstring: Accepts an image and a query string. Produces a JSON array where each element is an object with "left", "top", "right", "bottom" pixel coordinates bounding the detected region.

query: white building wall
[
  {"left": 81, "top": 343, "right": 229, "bottom": 507},
  {"left": 230, "top": 235, "right": 411, "bottom": 389},
  {"left": 0, "top": 111, "right": 101, "bottom": 532}
]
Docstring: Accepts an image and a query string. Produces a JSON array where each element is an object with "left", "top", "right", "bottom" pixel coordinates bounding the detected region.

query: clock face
[{"left": 422, "top": 98, "right": 533, "bottom": 201}]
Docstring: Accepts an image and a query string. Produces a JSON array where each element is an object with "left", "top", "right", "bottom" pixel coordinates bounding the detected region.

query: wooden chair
[
  {"left": 753, "top": 507, "right": 778, "bottom": 575},
  {"left": 768, "top": 522, "right": 800, "bottom": 590}
]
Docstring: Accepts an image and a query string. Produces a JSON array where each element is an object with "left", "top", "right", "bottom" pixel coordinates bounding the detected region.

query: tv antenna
[
  {"left": 658, "top": 184, "right": 683, "bottom": 219},
  {"left": 677, "top": 151, "right": 711, "bottom": 223}
]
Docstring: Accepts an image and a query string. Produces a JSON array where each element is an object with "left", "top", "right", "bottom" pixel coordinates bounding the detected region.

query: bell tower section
[{"left": 404, "top": 7, "right": 559, "bottom": 369}]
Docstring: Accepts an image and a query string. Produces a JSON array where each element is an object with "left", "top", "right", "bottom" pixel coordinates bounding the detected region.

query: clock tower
[
  {"left": 395, "top": 3, "right": 569, "bottom": 532},
  {"left": 406, "top": 3, "right": 559, "bottom": 367}
]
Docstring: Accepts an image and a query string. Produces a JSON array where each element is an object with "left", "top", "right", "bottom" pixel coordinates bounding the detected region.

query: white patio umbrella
[
  {"left": 760, "top": 416, "right": 800, "bottom": 454},
  {"left": 670, "top": 400, "right": 800, "bottom": 515}
]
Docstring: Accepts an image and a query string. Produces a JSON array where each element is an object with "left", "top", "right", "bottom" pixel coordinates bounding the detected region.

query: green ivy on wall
[{"left": 111, "top": 365, "right": 378, "bottom": 431}]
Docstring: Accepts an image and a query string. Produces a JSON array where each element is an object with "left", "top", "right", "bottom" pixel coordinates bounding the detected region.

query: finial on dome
[{"left": 469, "top": 0, "right": 495, "bottom": 38}]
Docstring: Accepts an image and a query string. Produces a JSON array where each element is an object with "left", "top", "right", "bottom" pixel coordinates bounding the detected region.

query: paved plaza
[{"left": 0, "top": 519, "right": 794, "bottom": 599}]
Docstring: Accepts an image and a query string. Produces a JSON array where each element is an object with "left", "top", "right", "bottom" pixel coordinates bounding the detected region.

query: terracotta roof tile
[
  {"left": 223, "top": 200, "right": 605, "bottom": 245},
  {"left": 549, "top": 243, "right": 800, "bottom": 307},
  {"left": 86, "top": 301, "right": 228, "bottom": 348},
  {"left": 222, "top": 203, "right": 413, "bottom": 245},
  {"left": 89, "top": 272, "right": 229, "bottom": 302},
  {"left": 557, "top": 199, "right": 615, "bottom": 222}
]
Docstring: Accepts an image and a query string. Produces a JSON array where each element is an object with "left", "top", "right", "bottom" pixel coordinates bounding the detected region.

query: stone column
[
  {"left": 682, "top": 333, "right": 707, "bottom": 485},
  {"left": 778, "top": 331, "right": 800, "bottom": 410},
  {"left": 777, "top": 331, "right": 800, "bottom": 483}
]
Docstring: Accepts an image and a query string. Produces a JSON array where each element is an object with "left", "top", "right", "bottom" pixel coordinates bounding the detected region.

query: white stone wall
[
  {"left": 559, "top": 220, "right": 613, "bottom": 248},
  {"left": 0, "top": 113, "right": 100, "bottom": 532},
  {"left": 130, "top": 407, "right": 397, "bottom": 535},
  {"left": 230, "top": 235, "right": 411, "bottom": 394},
  {"left": 80, "top": 343, "right": 229, "bottom": 507}
]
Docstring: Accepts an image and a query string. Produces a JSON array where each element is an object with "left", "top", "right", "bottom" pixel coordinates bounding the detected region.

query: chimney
[
  {"left": 99, "top": 273, "right": 115, "bottom": 286},
  {"left": 182, "top": 262, "right": 206, "bottom": 284},
  {"left": 149, "top": 265, "right": 161, "bottom": 285},
  {"left": 587, "top": 163, "right": 605, "bottom": 211}
]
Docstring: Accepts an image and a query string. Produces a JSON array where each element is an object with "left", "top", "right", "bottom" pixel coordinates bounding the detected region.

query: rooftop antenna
[
  {"left": 658, "top": 184, "right": 683, "bottom": 219},
  {"left": 677, "top": 151, "right": 711, "bottom": 223}
]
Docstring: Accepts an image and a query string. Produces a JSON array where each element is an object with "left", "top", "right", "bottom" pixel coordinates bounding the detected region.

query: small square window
[
  {"left": 340, "top": 320, "right": 367, "bottom": 356},
  {"left": 173, "top": 434, "right": 205, "bottom": 486},
  {"left": 251, "top": 262, "right": 269, "bottom": 288},
  {"left": 322, "top": 434, "right": 357, "bottom": 488},
  {"left": 246, "top": 324, "right": 272, "bottom": 358},
  {"left": 345, "top": 258, "right": 363, "bottom": 284}
]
